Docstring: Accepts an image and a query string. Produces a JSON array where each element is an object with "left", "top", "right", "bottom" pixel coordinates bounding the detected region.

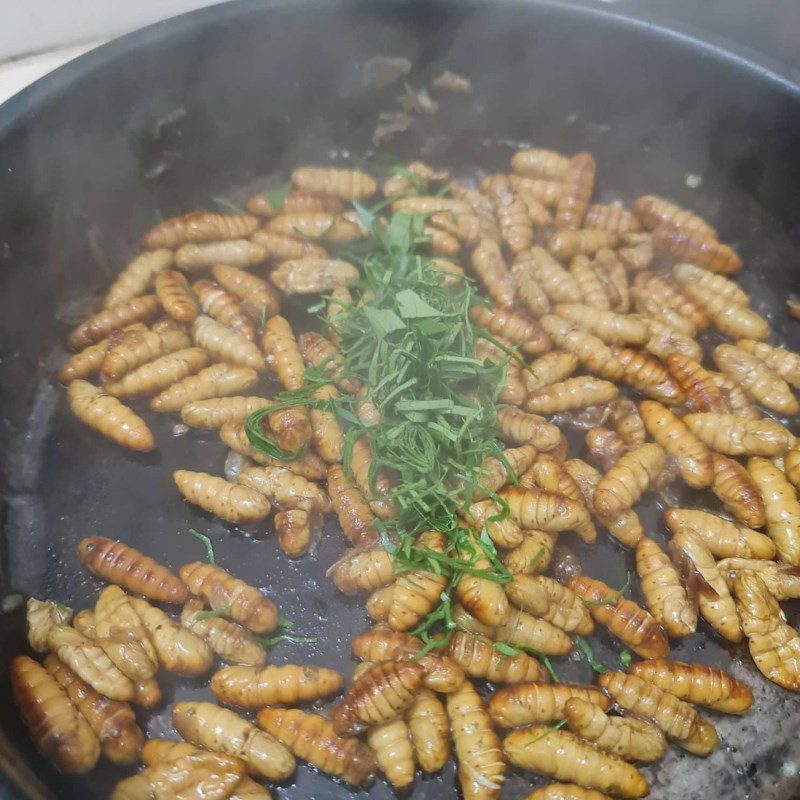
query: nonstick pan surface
[{"left": 1, "top": 1, "right": 800, "bottom": 798}]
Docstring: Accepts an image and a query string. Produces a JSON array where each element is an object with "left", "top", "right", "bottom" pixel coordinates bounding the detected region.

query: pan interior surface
[{"left": 0, "top": 1, "right": 799, "bottom": 798}]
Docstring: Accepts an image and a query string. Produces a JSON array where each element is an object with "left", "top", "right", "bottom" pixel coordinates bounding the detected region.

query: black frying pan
[{"left": 1, "top": 1, "right": 799, "bottom": 798}]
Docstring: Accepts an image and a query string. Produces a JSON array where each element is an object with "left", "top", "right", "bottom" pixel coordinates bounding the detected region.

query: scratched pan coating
[{"left": 1, "top": 1, "right": 800, "bottom": 798}]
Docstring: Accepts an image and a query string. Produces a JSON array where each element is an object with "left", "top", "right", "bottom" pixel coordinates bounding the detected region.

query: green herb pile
[{"left": 245, "top": 207, "right": 518, "bottom": 653}]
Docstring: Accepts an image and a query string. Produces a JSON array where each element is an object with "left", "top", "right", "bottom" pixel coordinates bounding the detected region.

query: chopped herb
[
  {"left": 278, "top": 616, "right": 294, "bottom": 629},
  {"left": 619, "top": 650, "right": 632, "bottom": 669},
  {"left": 524, "top": 719, "right": 567, "bottom": 747},
  {"left": 260, "top": 305, "right": 268, "bottom": 328},
  {"left": 188, "top": 529, "right": 216, "bottom": 564},
  {"left": 212, "top": 196, "right": 244, "bottom": 214},
  {"left": 263, "top": 183, "right": 291, "bottom": 209},
  {"left": 196, "top": 604, "right": 232, "bottom": 621},
  {"left": 493, "top": 642, "right": 519, "bottom": 658},
  {"left": 583, "top": 571, "right": 632, "bottom": 607},
  {"left": 257, "top": 633, "right": 317, "bottom": 647},
  {"left": 244, "top": 210, "right": 517, "bottom": 645},
  {"left": 576, "top": 637, "right": 608, "bottom": 674},
  {"left": 528, "top": 547, "right": 546, "bottom": 571},
  {"left": 516, "top": 645, "right": 559, "bottom": 683}
]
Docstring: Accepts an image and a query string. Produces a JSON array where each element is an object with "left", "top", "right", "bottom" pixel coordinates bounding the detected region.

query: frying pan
[{"left": 1, "top": 1, "right": 800, "bottom": 798}]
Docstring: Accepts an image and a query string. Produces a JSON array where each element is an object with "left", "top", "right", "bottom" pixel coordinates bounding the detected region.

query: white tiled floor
[{"left": 0, "top": 40, "right": 105, "bottom": 106}]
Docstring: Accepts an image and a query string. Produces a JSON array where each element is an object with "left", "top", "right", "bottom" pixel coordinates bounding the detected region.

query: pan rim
[{"left": 0, "top": 0, "right": 799, "bottom": 141}]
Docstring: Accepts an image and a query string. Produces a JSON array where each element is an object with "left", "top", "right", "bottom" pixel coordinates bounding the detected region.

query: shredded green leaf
[
  {"left": 278, "top": 616, "right": 294, "bottom": 629},
  {"left": 583, "top": 571, "right": 632, "bottom": 607},
  {"left": 263, "top": 183, "right": 291, "bottom": 209},
  {"left": 188, "top": 529, "right": 216, "bottom": 564},
  {"left": 196, "top": 604, "right": 232, "bottom": 621},
  {"left": 212, "top": 196, "right": 244, "bottom": 214},
  {"left": 524, "top": 719, "right": 567, "bottom": 747},
  {"left": 257, "top": 633, "right": 318, "bottom": 647},
  {"left": 244, "top": 210, "right": 516, "bottom": 644},
  {"left": 576, "top": 636, "right": 608, "bottom": 674},
  {"left": 619, "top": 650, "right": 632, "bottom": 669}
]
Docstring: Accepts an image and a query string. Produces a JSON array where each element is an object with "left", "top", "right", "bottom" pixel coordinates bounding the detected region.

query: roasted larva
[
  {"left": 192, "top": 315, "right": 265, "bottom": 371},
  {"left": 291, "top": 166, "right": 376, "bottom": 200},
  {"left": 11, "top": 655, "right": 100, "bottom": 774},
  {"left": 454, "top": 532, "right": 510, "bottom": 626},
  {"left": 628, "top": 659, "right": 753, "bottom": 714},
  {"left": 563, "top": 697, "right": 666, "bottom": 763},
  {"left": 680, "top": 281, "right": 769, "bottom": 339},
  {"left": 192, "top": 279, "right": 257, "bottom": 341},
  {"left": 179, "top": 561, "right": 278, "bottom": 633},
  {"left": 67, "top": 380, "right": 155, "bottom": 452},
  {"left": 664, "top": 352, "right": 726, "bottom": 412},
  {"left": 257, "top": 708, "right": 376, "bottom": 786},
  {"left": 181, "top": 395, "right": 271, "bottom": 429},
  {"left": 747, "top": 457, "right": 800, "bottom": 565},
  {"left": 138, "top": 739, "right": 271, "bottom": 800},
  {"left": 212, "top": 263, "right": 281, "bottom": 319},
  {"left": 331, "top": 660, "right": 425, "bottom": 736},
  {"left": 502, "top": 486, "right": 592, "bottom": 534},
  {"left": 389, "top": 530, "right": 448, "bottom": 631},
  {"left": 598, "top": 671, "right": 718, "bottom": 755},
  {"left": 664, "top": 508, "right": 774, "bottom": 559},
  {"left": 505, "top": 575, "right": 594, "bottom": 635},
  {"left": 733, "top": 571, "right": 800, "bottom": 692},
  {"left": 211, "top": 663, "right": 342, "bottom": 707},
  {"left": 470, "top": 238, "right": 516, "bottom": 307},
  {"left": 43, "top": 654, "right": 143, "bottom": 765},
  {"left": 710, "top": 453, "right": 767, "bottom": 529},
  {"left": 488, "top": 683, "right": 610, "bottom": 728},
  {"left": 635, "top": 537, "right": 697, "bottom": 638},
  {"left": 270, "top": 258, "right": 359, "bottom": 294},
  {"left": 639, "top": 400, "right": 713, "bottom": 489},
  {"left": 525, "top": 376, "right": 619, "bottom": 415},
  {"left": 447, "top": 679, "right": 506, "bottom": 800},
  {"left": 593, "top": 443, "right": 666, "bottom": 518},
  {"left": 567, "top": 575, "right": 669, "bottom": 659},
  {"left": 100, "top": 326, "right": 192, "bottom": 381},
  {"left": 563, "top": 458, "right": 644, "bottom": 547},
  {"left": 326, "top": 464, "right": 380, "bottom": 546},
  {"left": 181, "top": 599, "right": 266, "bottom": 666},
  {"left": 717, "top": 557, "right": 800, "bottom": 600},
  {"left": 469, "top": 304, "right": 550, "bottom": 355},
  {"left": 522, "top": 786, "right": 612, "bottom": 800},
  {"left": 69, "top": 295, "right": 160, "bottom": 350},
  {"left": 683, "top": 413, "right": 793, "bottom": 457},
  {"left": 447, "top": 630, "right": 548, "bottom": 683},
  {"left": 553, "top": 303, "right": 648, "bottom": 345},
  {"left": 407, "top": 688, "right": 449, "bottom": 773},
  {"left": 103, "top": 347, "right": 208, "bottom": 398},
  {"left": 714, "top": 343, "right": 799, "bottom": 415},
  {"left": 172, "top": 700, "right": 295, "bottom": 781},
  {"left": 368, "top": 716, "right": 415, "bottom": 789},
  {"left": 45, "top": 624, "right": 135, "bottom": 702},
  {"left": 110, "top": 747, "right": 245, "bottom": 800},
  {"left": 236, "top": 465, "right": 330, "bottom": 512},
  {"left": 504, "top": 724, "right": 648, "bottom": 798},
  {"left": 92, "top": 586, "right": 159, "bottom": 682},
  {"left": 173, "top": 470, "right": 272, "bottom": 523},
  {"left": 452, "top": 602, "right": 572, "bottom": 655},
  {"left": 633, "top": 195, "right": 716, "bottom": 237},
  {"left": 670, "top": 528, "right": 742, "bottom": 643},
  {"left": 129, "top": 597, "right": 213, "bottom": 676},
  {"left": 155, "top": 269, "right": 199, "bottom": 324},
  {"left": 568, "top": 255, "right": 613, "bottom": 310},
  {"left": 220, "top": 419, "right": 327, "bottom": 480},
  {"left": 26, "top": 599, "right": 73, "bottom": 656}
]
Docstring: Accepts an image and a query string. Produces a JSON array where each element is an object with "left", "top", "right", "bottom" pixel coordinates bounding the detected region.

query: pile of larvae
[{"left": 21, "top": 155, "right": 800, "bottom": 799}]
